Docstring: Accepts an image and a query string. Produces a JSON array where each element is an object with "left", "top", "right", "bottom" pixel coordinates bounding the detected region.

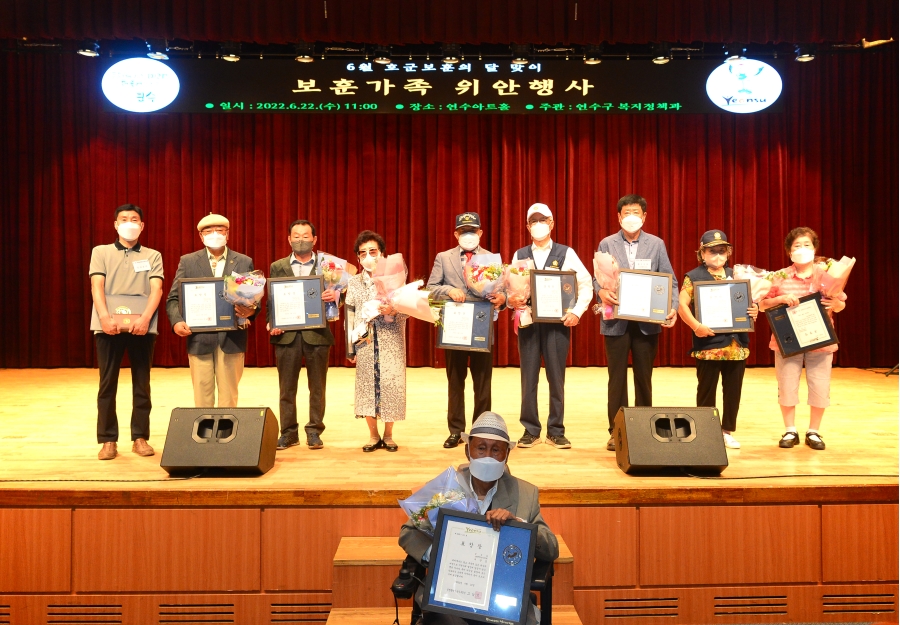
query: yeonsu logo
[{"left": 706, "top": 59, "right": 782, "bottom": 113}]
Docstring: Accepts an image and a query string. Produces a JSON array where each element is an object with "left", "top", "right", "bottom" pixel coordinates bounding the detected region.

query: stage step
[
  {"left": 332, "top": 535, "right": 573, "bottom": 609},
  {"left": 326, "top": 605, "right": 583, "bottom": 625}
]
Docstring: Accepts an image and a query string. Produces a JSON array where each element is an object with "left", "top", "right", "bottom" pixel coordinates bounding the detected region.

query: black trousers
[
  {"left": 95, "top": 332, "right": 156, "bottom": 443},
  {"left": 445, "top": 348, "right": 493, "bottom": 435},
  {"left": 604, "top": 321, "right": 659, "bottom": 432},
  {"left": 518, "top": 323, "right": 570, "bottom": 438},
  {"left": 696, "top": 358, "right": 746, "bottom": 432},
  {"left": 274, "top": 336, "right": 330, "bottom": 437}
]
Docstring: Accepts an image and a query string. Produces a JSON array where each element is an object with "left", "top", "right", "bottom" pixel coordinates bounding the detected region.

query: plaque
[
  {"left": 614, "top": 269, "right": 673, "bottom": 324},
  {"left": 436, "top": 299, "right": 494, "bottom": 353},
  {"left": 423, "top": 509, "right": 537, "bottom": 625},
  {"left": 692, "top": 279, "right": 754, "bottom": 332},
  {"left": 764, "top": 292, "right": 838, "bottom": 357},
  {"left": 90, "top": 294, "right": 158, "bottom": 334},
  {"left": 529, "top": 270, "right": 577, "bottom": 323},
  {"left": 267, "top": 275, "right": 327, "bottom": 331}
]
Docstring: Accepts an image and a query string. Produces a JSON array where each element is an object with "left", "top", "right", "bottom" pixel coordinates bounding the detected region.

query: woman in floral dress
[
  {"left": 677, "top": 230, "right": 758, "bottom": 449},
  {"left": 345, "top": 230, "right": 407, "bottom": 452}
]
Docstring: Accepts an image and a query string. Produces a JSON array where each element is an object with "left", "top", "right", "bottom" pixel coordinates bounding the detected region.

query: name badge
[
  {"left": 635, "top": 259, "right": 651, "bottom": 270},
  {"left": 133, "top": 259, "right": 151, "bottom": 272}
]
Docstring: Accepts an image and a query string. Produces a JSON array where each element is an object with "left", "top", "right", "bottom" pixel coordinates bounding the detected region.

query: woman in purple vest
[{"left": 677, "top": 230, "right": 758, "bottom": 449}]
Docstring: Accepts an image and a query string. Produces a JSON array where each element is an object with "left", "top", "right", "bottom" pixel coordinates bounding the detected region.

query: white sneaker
[{"left": 723, "top": 432, "right": 741, "bottom": 449}]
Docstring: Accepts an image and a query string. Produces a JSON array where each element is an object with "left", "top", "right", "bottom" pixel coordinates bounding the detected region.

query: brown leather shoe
[
  {"left": 98, "top": 442, "right": 117, "bottom": 460},
  {"left": 132, "top": 438, "right": 155, "bottom": 456}
]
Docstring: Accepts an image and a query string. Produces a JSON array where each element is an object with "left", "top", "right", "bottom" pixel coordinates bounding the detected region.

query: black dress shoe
[
  {"left": 805, "top": 432, "right": 826, "bottom": 450},
  {"left": 778, "top": 431, "right": 800, "bottom": 448},
  {"left": 277, "top": 432, "right": 300, "bottom": 450},
  {"left": 384, "top": 439, "right": 399, "bottom": 452},
  {"left": 363, "top": 439, "right": 384, "bottom": 452},
  {"left": 443, "top": 433, "right": 462, "bottom": 448},
  {"left": 606, "top": 436, "right": 616, "bottom": 451}
]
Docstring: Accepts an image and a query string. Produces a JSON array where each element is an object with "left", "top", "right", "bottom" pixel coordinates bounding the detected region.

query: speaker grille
[
  {"left": 604, "top": 597, "right": 678, "bottom": 619},
  {"left": 158, "top": 602, "right": 235, "bottom": 623},
  {"left": 270, "top": 600, "right": 332, "bottom": 623},
  {"left": 822, "top": 592, "right": 896, "bottom": 615},
  {"left": 714, "top": 595, "right": 787, "bottom": 616},
  {"left": 46, "top": 604, "right": 122, "bottom": 624}
]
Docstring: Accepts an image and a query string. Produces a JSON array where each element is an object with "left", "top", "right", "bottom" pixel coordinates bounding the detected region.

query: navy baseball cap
[{"left": 455, "top": 212, "right": 481, "bottom": 230}]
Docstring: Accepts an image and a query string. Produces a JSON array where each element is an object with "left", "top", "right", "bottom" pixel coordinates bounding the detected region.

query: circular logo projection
[
  {"left": 706, "top": 59, "right": 782, "bottom": 114},
  {"left": 101, "top": 58, "right": 180, "bottom": 112}
]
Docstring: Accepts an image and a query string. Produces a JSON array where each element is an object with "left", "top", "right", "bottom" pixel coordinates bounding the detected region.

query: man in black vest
[{"left": 507, "top": 203, "right": 593, "bottom": 449}]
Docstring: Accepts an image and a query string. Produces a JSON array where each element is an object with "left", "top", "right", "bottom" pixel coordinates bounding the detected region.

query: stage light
[
  {"left": 511, "top": 44, "right": 530, "bottom": 65},
  {"left": 294, "top": 42, "right": 315, "bottom": 62},
  {"left": 795, "top": 44, "right": 816, "bottom": 62},
  {"left": 583, "top": 44, "right": 603, "bottom": 65},
  {"left": 77, "top": 39, "right": 100, "bottom": 57},
  {"left": 373, "top": 46, "right": 392, "bottom": 65},
  {"left": 146, "top": 39, "right": 169, "bottom": 60},
  {"left": 725, "top": 43, "right": 746, "bottom": 63},
  {"left": 221, "top": 42, "right": 241, "bottom": 62},
  {"left": 651, "top": 42, "right": 671, "bottom": 64},
  {"left": 442, "top": 43, "right": 461, "bottom": 64}
]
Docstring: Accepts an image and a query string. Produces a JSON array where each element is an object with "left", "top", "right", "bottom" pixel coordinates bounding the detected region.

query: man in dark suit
[
  {"left": 166, "top": 213, "right": 257, "bottom": 408},
  {"left": 266, "top": 219, "right": 340, "bottom": 451},
  {"left": 596, "top": 194, "right": 679, "bottom": 451},
  {"left": 427, "top": 212, "right": 506, "bottom": 449}
]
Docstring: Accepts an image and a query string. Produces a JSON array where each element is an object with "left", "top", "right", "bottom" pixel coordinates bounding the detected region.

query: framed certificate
[
  {"left": 178, "top": 278, "right": 237, "bottom": 333},
  {"left": 436, "top": 299, "right": 493, "bottom": 353},
  {"left": 764, "top": 292, "right": 838, "bottom": 357},
  {"left": 268, "top": 275, "right": 326, "bottom": 331},
  {"left": 693, "top": 279, "right": 754, "bottom": 333},
  {"left": 530, "top": 270, "right": 577, "bottom": 323},
  {"left": 614, "top": 269, "right": 673, "bottom": 324},
  {"left": 343, "top": 303, "right": 357, "bottom": 359},
  {"left": 423, "top": 509, "right": 537, "bottom": 625}
]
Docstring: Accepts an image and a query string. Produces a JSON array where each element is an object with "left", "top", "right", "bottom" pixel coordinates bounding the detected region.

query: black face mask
[{"left": 291, "top": 240, "right": 314, "bottom": 255}]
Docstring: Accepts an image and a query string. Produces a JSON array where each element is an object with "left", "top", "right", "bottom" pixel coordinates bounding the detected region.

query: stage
[{"left": 0, "top": 366, "right": 897, "bottom": 624}]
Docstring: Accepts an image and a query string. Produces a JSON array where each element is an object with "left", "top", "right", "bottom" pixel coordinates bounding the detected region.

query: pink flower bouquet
[
  {"left": 818, "top": 256, "right": 855, "bottom": 297},
  {"left": 317, "top": 253, "right": 350, "bottom": 321},
  {"left": 732, "top": 265, "right": 786, "bottom": 302},
  {"left": 372, "top": 253, "right": 408, "bottom": 322},
  {"left": 504, "top": 259, "right": 534, "bottom": 333},
  {"left": 390, "top": 280, "right": 441, "bottom": 325},
  {"left": 592, "top": 251, "right": 619, "bottom": 320}
]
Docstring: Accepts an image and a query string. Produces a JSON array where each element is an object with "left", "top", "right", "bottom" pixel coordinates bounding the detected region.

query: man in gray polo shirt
[{"left": 89, "top": 204, "right": 164, "bottom": 460}]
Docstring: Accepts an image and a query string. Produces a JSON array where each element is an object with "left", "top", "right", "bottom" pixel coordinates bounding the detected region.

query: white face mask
[
  {"left": 790, "top": 248, "right": 815, "bottom": 264},
  {"left": 458, "top": 232, "right": 480, "bottom": 251},
  {"left": 529, "top": 222, "right": 550, "bottom": 241},
  {"left": 621, "top": 214, "right": 644, "bottom": 234},
  {"left": 203, "top": 233, "right": 226, "bottom": 249},
  {"left": 469, "top": 456, "right": 507, "bottom": 482},
  {"left": 361, "top": 255, "right": 379, "bottom": 272},
  {"left": 116, "top": 222, "right": 141, "bottom": 241}
]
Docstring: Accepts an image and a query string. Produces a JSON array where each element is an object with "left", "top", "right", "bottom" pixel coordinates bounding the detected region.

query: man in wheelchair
[{"left": 396, "top": 412, "right": 560, "bottom": 625}]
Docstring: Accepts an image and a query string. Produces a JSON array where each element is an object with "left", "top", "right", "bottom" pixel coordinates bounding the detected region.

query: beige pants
[{"left": 188, "top": 347, "right": 244, "bottom": 407}]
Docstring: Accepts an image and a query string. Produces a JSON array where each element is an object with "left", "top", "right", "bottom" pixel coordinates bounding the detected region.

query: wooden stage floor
[{"left": 0, "top": 366, "right": 896, "bottom": 506}]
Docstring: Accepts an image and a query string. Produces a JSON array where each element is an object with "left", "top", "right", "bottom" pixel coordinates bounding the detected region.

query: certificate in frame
[
  {"left": 613, "top": 269, "right": 673, "bottom": 324},
  {"left": 693, "top": 279, "right": 755, "bottom": 333},
  {"left": 422, "top": 509, "right": 537, "bottom": 625},
  {"left": 436, "top": 299, "right": 494, "bottom": 353},
  {"left": 267, "top": 275, "right": 326, "bottom": 331},
  {"left": 343, "top": 303, "right": 357, "bottom": 359},
  {"left": 178, "top": 278, "right": 237, "bottom": 333},
  {"left": 764, "top": 292, "right": 838, "bottom": 357},
  {"left": 530, "top": 270, "right": 578, "bottom": 323}
]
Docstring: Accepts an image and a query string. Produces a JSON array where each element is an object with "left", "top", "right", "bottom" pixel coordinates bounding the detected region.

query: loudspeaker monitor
[
  {"left": 613, "top": 406, "right": 728, "bottom": 474},
  {"left": 160, "top": 407, "right": 278, "bottom": 476}
]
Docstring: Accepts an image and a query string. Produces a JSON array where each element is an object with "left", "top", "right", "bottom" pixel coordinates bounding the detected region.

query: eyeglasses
[
  {"left": 706, "top": 246, "right": 730, "bottom": 256},
  {"left": 357, "top": 248, "right": 380, "bottom": 258},
  {"left": 201, "top": 227, "right": 228, "bottom": 235},
  {"left": 528, "top": 218, "right": 550, "bottom": 225}
]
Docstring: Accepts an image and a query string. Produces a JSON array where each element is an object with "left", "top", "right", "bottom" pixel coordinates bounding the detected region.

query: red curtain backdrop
[
  {"left": 1, "top": 48, "right": 896, "bottom": 369},
  {"left": 0, "top": 0, "right": 895, "bottom": 45}
]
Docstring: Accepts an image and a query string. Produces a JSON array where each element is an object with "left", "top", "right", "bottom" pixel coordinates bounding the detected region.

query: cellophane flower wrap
[
  {"left": 398, "top": 466, "right": 479, "bottom": 536},
  {"left": 222, "top": 270, "right": 266, "bottom": 326},
  {"left": 372, "top": 253, "right": 408, "bottom": 322},
  {"left": 390, "top": 280, "right": 441, "bottom": 325},
  {"left": 318, "top": 253, "right": 350, "bottom": 321},
  {"left": 504, "top": 259, "right": 534, "bottom": 334},
  {"left": 464, "top": 254, "right": 507, "bottom": 297},
  {"left": 817, "top": 256, "right": 855, "bottom": 297},
  {"left": 592, "top": 252, "right": 619, "bottom": 320},
  {"left": 732, "top": 265, "right": 786, "bottom": 302}
]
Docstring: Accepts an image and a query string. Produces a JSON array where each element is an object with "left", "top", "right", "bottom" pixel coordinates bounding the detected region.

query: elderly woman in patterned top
[{"left": 345, "top": 230, "right": 408, "bottom": 453}]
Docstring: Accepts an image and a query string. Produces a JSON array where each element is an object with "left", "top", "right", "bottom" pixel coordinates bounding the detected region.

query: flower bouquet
[
  {"left": 222, "top": 270, "right": 266, "bottom": 326},
  {"left": 372, "top": 253, "right": 408, "bottom": 323},
  {"left": 504, "top": 259, "right": 535, "bottom": 334},
  {"left": 818, "top": 256, "right": 855, "bottom": 297},
  {"left": 732, "top": 265, "right": 787, "bottom": 302},
  {"left": 390, "top": 280, "right": 442, "bottom": 325},
  {"left": 591, "top": 251, "right": 619, "bottom": 320},
  {"left": 318, "top": 253, "right": 350, "bottom": 321},
  {"left": 398, "top": 466, "right": 479, "bottom": 536}
]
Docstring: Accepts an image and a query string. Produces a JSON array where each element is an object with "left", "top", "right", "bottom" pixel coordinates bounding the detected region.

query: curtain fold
[{"left": 1, "top": 49, "right": 896, "bottom": 368}]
